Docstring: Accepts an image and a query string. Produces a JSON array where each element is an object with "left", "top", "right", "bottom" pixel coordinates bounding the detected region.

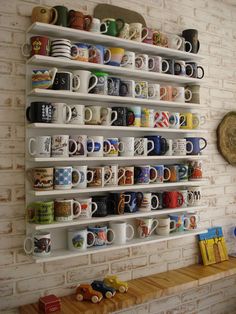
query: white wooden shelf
[
  {"left": 28, "top": 89, "right": 204, "bottom": 109},
  {"left": 27, "top": 205, "right": 207, "bottom": 231},
  {"left": 27, "top": 122, "right": 208, "bottom": 134},
  {"left": 28, "top": 55, "right": 202, "bottom": 85},
  {"left": 33, "top": 229, "right": 207, "bottom": 263},
  {"left": 27, "top": 22, "right": 204, "bottom": 62},
  {"left": 28, "top": 155, "right": 208, "bottom": 163},
  {"left": 28, "top": 180, "right": 208, "bottom": 197}
]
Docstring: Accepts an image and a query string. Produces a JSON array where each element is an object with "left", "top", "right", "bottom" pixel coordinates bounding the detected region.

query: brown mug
[
  {"left": 68, "top": 10, "right": 92, "bottom": 30},
  {"left": 31, "top": 6, "right": 58, "bottom": 24},
  {"left": 26, "top": 167, "right": 54, "bottom": 191}
]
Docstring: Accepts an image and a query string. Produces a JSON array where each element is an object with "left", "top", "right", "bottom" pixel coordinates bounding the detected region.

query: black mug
[
  {"left": 162, "top": 58, "right": 174, "bottom": 75},
  {"left": 26, "top": 102, "right": 52, "bottom": 123},
  {"left": 182, "top": 29, "right": 200, "bottom": 54},
  {"left": 186, "top": 62, "right": 204, "bottom": 79},
  {"left": 108, "top": 192, "right": 127, "bottom": 215},
  {"left": 52, "top": 71, "right": 75, "bottom": 91},
  {"left": 119, "top": 81, "right": 131, "bottom": 97},
  {"left": 92, "top": 195, "right": 110, "bottom": 217},
  {"left": 152, "top": 192, "right": 163, "bottom": 209},
  {"left": 108, "top": 77, "right": 121, "bottom": 96},
  {"left": 111, "top": 107, "right": 128, "bottom": 126}
]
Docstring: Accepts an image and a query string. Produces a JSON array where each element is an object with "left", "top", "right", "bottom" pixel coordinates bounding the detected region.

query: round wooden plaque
[{"left": 217, "top": 111, "right": 236, "bottom": 166}]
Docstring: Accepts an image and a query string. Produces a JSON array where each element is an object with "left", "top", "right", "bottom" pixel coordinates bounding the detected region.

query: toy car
[
  {"left": 104, "top": 275, "right": 128, "bottom": 293},
  {"left": 91, "top": 280, "right": 116, "bottom": 299},
  {"left": 75, "top": 284, "right": 103, "bottom": 303}
]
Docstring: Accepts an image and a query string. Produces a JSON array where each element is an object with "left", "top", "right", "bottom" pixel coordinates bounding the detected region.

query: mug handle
[
  {"left": 87, "top": 170, "right": 95, "bottom": 183},
  {"left": 186, "top": 141, "right": 194, "bottom": 154},
  {"left": 110, "top": 110, "right": 118, "bottom": 125},
  {"left": 28, "top": 138, "right": 36, "bottom": 156},
  {"left": 24, "top": 236, "right": 33, "bottom": 254},
  {"left": 104, "top": 168, "right": 113, "bottom": 184},
  {"left": 100, "top": 22, "right": 108, "bottom": 34},
  {"left": 69, "top": 139, "right": 78, "bottom": 155},
  {"left": 197, "top": 66, "right": 204, "bottom": 79},
  {"left": 170, "top": 220, "right": 177, "bottom": 232},
  {"left": 116, "top": 18, "right": 125, "bottom": 35},
  {"left": 161, "top": 60, "right": 170, "bottom": 73},
  {"left": 149, "top": 167, "right": 158, "bottom": 183},
  {"left": 183, "top": 217, "right": 191, "bottom": 230},
  {"left": 21, "top": 43, "right": 31, "bottom": 57},
  {"left": 161, "top": 137, "right": 168, "bottom": 155},
  {"left": 118, "top": 167, "right": 126, "bottom": 184},
  {"left": 148, "top": 86, "right": 155, "bottom": 99},
  {"left": 150, "top": 219, "right": 159, "bottom": 235},
  {"left": 84, "top": 107, "right": 93, "bottom": 122},
  {"left": 70, "top": 44, "right": 80, "bottom": 59},
  {"left": 141, "top": 27, "right": 148, "bottom": 41},
  {"left": 84, "top": 15, "right": 93, "bottom": 31},
  {"left": 126, "top": 224, "right": 134, "bottom": 241},
  {"left": 72, "top": 169, "right": 81, "bottom": 187},
  {"left": 185, "top": 41, "right": 192, "bottom": 53},
  {"left": 50, "top": 8, "right": 58, "bottom": 25},
  {"left": 169, "top": 113, "right": 178, "bottom": 127},
  {"left": 72, "top": 75, "right": 81, "bottom": 92},
  {"left": 147, "top": 140, "right": 154, "bottom": 154},
  {"left": 72, "top": 201, "right": 81, "bottom": 218},
  {"left": 175, "top": 35, "right": 183, "bottom": 50},
  {"left": 118, "top": 141, "right": 125, "bottom": 153},
  {"left": 103, "top": 140, "right": 112, "bottom": 154},
  {"left": 179, "top": 167, "right": 188, "bottom": 180},
  {"left": 128, "top": 29, "right": 137, "bottom": 40},
  {"left": 135, "top": 83, "right": 142, "bottom": 97},
  {"left": 87, "top": 138, "right": 95, "bottom": 153},
  {"left": 177, "top": 192, "right": 184, "bottom": 207},
  {"left": 88, "top": 74, "right": 98, "bottom": 92},
  {"left": 151, "top": 195, "right": 159, "bottom": 209},
  {"left": 135, "top": 55, "right": 145, "bottom": 70},
  {"left": 192, "top": 115, "right": 200, "bottom": 129},
  {"left": 106, "top": 228, "right": 115, "bottom": 244},
  {"left": 64, "top": 104, "right": 72, "bottom": 123},
  {"left": 87, "top": 231, "right": 95, "bottom": 247},
  {"left": 186, "top": 191, "right": 194, "bottom": 205},
  {"left": 160, "top": 87, "right": 167, "bottom": 100},
  {"left": 26, "top": 107, "right": 32, "bottom": 122},
  {"left": 163, "top": 167, "right": 171, "bottom": 181},
  {"left": 120, "top": 53, "right": 132, "bottom": 67},
  {"left": 49, "top": 67, "right": 58, "bottom": 87},
  {"left": 148, "top": 57, "right": 155, "bottom": 71},
  {"left": 124, "top": 194, "right": 131, "bottom": 204},
  {"left": 185, "top": 89, "right": 192, "bottom": 102},
  {"left": 197, "top": 40, "right": 200, "bottom": 53},
  {"left": 200, "top": 138, "right": 207, "bottom": 151},
  {"left": 88, "top": 46, "right": 98, "bottom": 61},
  {"left": 90, "top": 202, "right": 98, "bottom": 215},
  {"left": 179, "top": 114, "right": 187, "bottom": 126},
  {"left": 104, "top": 48, "right": 111, "bottom": 64}
]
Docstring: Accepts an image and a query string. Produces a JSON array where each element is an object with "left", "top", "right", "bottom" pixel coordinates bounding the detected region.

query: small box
[{"left": 39, "top": 294, "right": 61, "bottom": 313}]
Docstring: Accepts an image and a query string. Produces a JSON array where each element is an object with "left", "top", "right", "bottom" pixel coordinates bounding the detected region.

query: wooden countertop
[{"left": 19, "top": 257, "right": 236, "bottom": 314}]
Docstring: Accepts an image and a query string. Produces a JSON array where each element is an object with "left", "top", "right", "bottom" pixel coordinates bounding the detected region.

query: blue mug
[
  {"left": 72, "top": 43, "right": 89, "bottom": 62},
  {"left": 88, "top": 45, "right": 111, "bottom": 64},
  {"left": 87, "top": 226, "right": 115, "bottom": 246},
  {"left": 151, "top": 165, "right": 171, "bottom": 183},
  {"left": 124, "top": 192, "right": 137, "bottom": 213},
  {"left": 134, "top": 165, "right": 157, "bottom": 185},
  {"left": 185, "top": 137, "right": 207, "bottom": 155},
  {"left": 145, "top": 136, "right": 168, "bottom": 156},
  {"left": 168, "top": 214, "right": 190, "bottom": 232},
  {"left": 54, "top": 166, "right": 80, "bottom": 189},
  {"left": 87, "top": 140, "right": 100, "bottom": 153}
]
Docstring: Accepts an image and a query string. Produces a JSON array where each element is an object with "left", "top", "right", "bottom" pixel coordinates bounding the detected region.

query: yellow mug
[
  {"left": 180, "top": 112, "right": 193, "bottom": 129},
  {"left": 31, "top": 6, "right": 58, "bottom": 24},
  {"left": 107, "top": 47, "right": 125, "bottom": 66}
]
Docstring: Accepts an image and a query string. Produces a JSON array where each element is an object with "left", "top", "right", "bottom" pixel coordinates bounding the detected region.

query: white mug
[
  {"left": 86, "top": 105, "right": 111, "bottom": 125},
  {"left": 28, "top": 136, "right": 51, "bottom": 157},
  {"left": 90, "top": 18, "right": 108, "bottom": 34},
  {"left": 51, "top": 135, "right": 77, "bottom": 157},
  {"left": 148, "top": 84, "right": 161, "bottom": 100},
  {"left": 69, "top": 104, "right": 92, "bottom": 125},
  {"left": 172, "top": 139, "right": 193, "bottom": 156},
  {"left": 74, "top": 198, "right": 98, "bottom": 219},
  {"left": 104, "top": 164, "right": 119, "bottom": 186},
  {"left": 119, "top": 137, "right": 135, "bottom": 157},
  {"left": 54, "top": 199, "right": 81, "bottom": 222},
  {"left": 72, "top": 70, "right": 98, "bottom": 93},
  {"left": 179, "top": 189, "right": 194, "bottom": 208},
  {"left": 156, "top": 217, "right": 177, "bottom": 236},
  {"left": 137, "top": 192, "right": 159, "bottom": 212},
  {"left": 121, "top": 51, "right": 136, "bottom": 69},
  {"left": 192, "top": 113, "right": 206, "bottom": 129},
  {"left": 87, "top": 166, "right": 113, "bottom": 188},
  {"left": 67, "top": 229, "right": 95, "bottom": 251},
  {"left": 119, "top": 23, "right": 136, "bottom": 40},
  {"left": 188, "top": 186, "right": 202, "bottom": 206},
  {"left": 167, "top": 34, "right": 183, "bottom": 50},
  {"left": 129, "top": 23, "right": 148, "bottom": 42},
  {"left": 135, "top": 54, "right": 149, "bottom": 71},
  {"left": 134, "top": 138, "right": 154, "bottom": 156},
  {"left": 24, "top": 232, "right": 51, "bottom": 256},
  {"left": 51, "top": 103, "right": 72, "bottom": 124},
  {"left": 169, "top": 112, "right": 186, "bottom": 129},
  {"left": 137, "top": 218, "right": 158, "bottom": 238},
  {"left": 185, "top": 212, "right": 200, "bottom": 230},
  {"left": 148, "top": 56, "right": 170, "bottom": 73},
  {"left": 69, "top": 135, "right": 88, "bottom": 157},
  {"left": 173, "top": 87, "right": 192, "bottom": 103},
  {"left": 110, "top": 221, "right": 134, "bottom": 245},
  {"left": 101, "top": 107, "right": 118, "bottom": 126},
  {"left": 73, "top": 165, "right": 94, "bottom": 189}
]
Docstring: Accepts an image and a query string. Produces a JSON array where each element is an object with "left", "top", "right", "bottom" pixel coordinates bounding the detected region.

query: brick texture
[{"left": 0, "top": 0, "right": 236, "bottom": 312}]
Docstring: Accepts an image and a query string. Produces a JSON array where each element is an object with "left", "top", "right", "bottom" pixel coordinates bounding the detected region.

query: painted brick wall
[{"left": 0, "top": 0, "right": 236, "bottom": 313}]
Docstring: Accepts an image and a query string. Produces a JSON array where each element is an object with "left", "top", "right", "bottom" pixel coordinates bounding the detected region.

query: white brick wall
[{"left": 0, "top": 0, "right": 236, "bottom": 312}]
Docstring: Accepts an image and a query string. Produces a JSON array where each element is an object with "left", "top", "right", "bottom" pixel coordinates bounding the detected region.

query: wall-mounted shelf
[
  {"left": 27, "top": 22, "right": 204, "bottom": 62},
  {"left": 27, "top": 205, "right": 207, "bottom": 231},
  {"left": 32, "top": 229, "right": 207, "bottom": 263},
  {"left": 28, "top": 89, "right": 204, "bottom": 109},
  {"left": 28, "top": 180, "right": 208, "bottom": 197},
  {"left": 28, "top": 55, "right": 203, "bottom": 85}
]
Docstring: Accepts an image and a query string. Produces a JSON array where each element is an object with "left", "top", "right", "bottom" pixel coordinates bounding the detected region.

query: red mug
[
  {"left": 21, "top": 36, "right": 50, "bottom": 57},
  {"left": 68, "top": 10, "right": 92, "bottom": 30},
  {"left": 163, "top": 191, "right": 184, "bottom": 209}
]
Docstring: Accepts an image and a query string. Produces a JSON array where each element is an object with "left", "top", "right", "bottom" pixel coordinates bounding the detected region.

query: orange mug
[
  {"left": 68, "top": 10, "right": 92, "bottom": 30},
  {"left": 31, "top": 6, "right": 58, "bottom": 24}
]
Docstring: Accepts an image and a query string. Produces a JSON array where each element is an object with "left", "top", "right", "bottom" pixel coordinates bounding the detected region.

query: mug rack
[{"left": 25, "top": 22, "right": 208, "bottom": 263}]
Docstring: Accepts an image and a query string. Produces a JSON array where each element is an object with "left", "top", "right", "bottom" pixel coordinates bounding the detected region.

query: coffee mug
[
  {"left": 110, "top": 107, "right": 128, "bottom": 126},
  {"left": 119, "top": 137, "right": 134, "bottom": 157},
  {"left": 88, "top": 45, "right": 111, "bottom": 64},
  {"left": 26, "top": 102, "right": 53, "bottom": 123},
  {"left": 118, "top": 166, "right": 134, "bottom": 186},
  {"left": 108, "top": 77, "right": 121, "bottom": 96},
  {"left": 182, "top": 29, "right": 200, "bottom": 54},
  {"left": 69, "top": 104, "right": 92, "bottom": 125},
  {"left": 107, "top": 47, "right": 125, "bottom": 66},
  {"left": 72, "top": 165, "right": 94, "bottom": 189},
  {"left": 104, "top": 165, "right": 119, "bottom": 186},
  {"left": 119, "top": 80, "right": 142, "bottom": 98},
  {"left": 192, "top": 113, "right": 206, "bottom": 129},
  {"left": 87, "top": 226, "right": 115, "bottom": 246},
  {"left": 185, "top": 213, "right": 200, "bottom": 230},
  {"left": 134, "top": 138, "right": 154, "bottom": 156},
  {"left": 119, "top": 23, "right": 136, "bottom": 40},
  {"left": 174, "top": 60, "right": 193, "bottom": 76},
  {"left": 54, "top": 199, "right": 81, "bottom": 222},
  {"left": 92, "top": 195, "right": 111, "bottom": 217},
  {"left": 72, "top": 70, "right": 98, "bottom": 93},
  {"left": 136, "top": 192, "right": 159, "bottom": 211},
  {"left": 188, "top": 186, "right": 202, "bottom": 206},
  {"left": 169, "top": 112, "right": 186, "bottom": 129},
  {"left": 90, "top": 71, "right": 109, "bottom": 95},
  {"left": 51, "top": 135, "right": 77, "bottom": 157},
  {"left": 104, "top": 138, "right": 124, "bottom": 157},
  {"left": 53, "top": 5, "right": 68, "bottom": 27},
  {"left": 51, "top": 39, "right": 79, "bottom": 60},
  {"left": 180, "top": 112, "right": 194, "bottom": 129},
  {"left": 24, "top": 232, "right": 51, "bottom": 256},
  {"left": 152, "top": 192, "right": 163, "bottom": 209},
  {"left": 51, "top": 103, "right": 72, "bottom": 124},
  {"left": 156, "top": 217, "right": 177, "bottom": 236},
  {"left": 154, "top": 111, "right": 170, "bottom": 128},
  {"left": 85, "top": 105, "right": 107, "bottom": 125},
  {"left": 108, "top": 192, "right": 130, "bottom": 215},
  {"left": 72, "top": 43, "right": 89, "bottom": 62},
  {"left": 173, "top": 139, "right": 194, "bottom": 156},
  {"left": 148, "top": 84, "right": 162, "bottom": 100},
  {"left": 110, "top": 222, "right": 134, "bottom": 245},
  {"left": 74, "top": 198, "right": 97, "bottom": 219},
  {"left": 68, "top": 10, "right": 92, "bottom": 30},
  {"left": 134, "top": 165, "right": 157, "bottom": 184},
  {"left": 186, "top": 85, "right": 200, "bottom": 104},
  {"left": 120, "top": 51, "right": 136, "bottom": 69},
  {"left": 168, "top": 214, "right": 190, "bottom": 232},
  {"left": 87, "top": 136, "right": 112, "bottom": 157},
  {"left": 100, "top": 107, "right": 118, "bottom": 126},
  {"left": 188, "top": 160, "right": 203, "bottom": 180},
  {"left": 165, "top": 139, "right": 173, "bottom": 156},
  {"left": 179, "top": 189, "right": 194, "bottom": 208},
  {"left": 22, "top": 36, "right": 50, "bottom": 57},
  {"left": 163, "top": 191, "right": 184, "bottom": 208},
  {"left": 31, "top": 6, "right": 57, "bottom": 24},
  {"left": 141, "top": 108, "right": 155, "bottom": 127},
  {"left": 124, "top": 192, "right": 137, "bottom": 213},
  {"left": 68, "top": 229, "right": 95, "bottom": 251},
  {"left": 69, "top": 135, "right": 88, "bottom": 157},
  {"left": 129, "top": 23, "right": 148, "bottom": 42},
  {"left": 127, "top": 106, "right": 141, "bottom": 127},
  {"left": 90, "top": 18, "right": 108, "bottom": 34},
  {"left": 185, "top": 137, "right": 207, "bottom": 155},
  {"left": 32, "top": 68, "right": 57, "bottom": 89},
  {"left": 136, "top": 218, "right": 158, "bottom": 238},
  {"left": 27, "top": 167, "right": 53, "bottom": 191},
  {"left": 28, "top": 136, "right": 51, "bottom": 158},
  {"left": 186, "top": 62, "right": 204, "bottom": 79},
  {"left": 87, "top": 166, "right": 112, "bottom": 188},
  {"left": 150, "top": 165, "right": 171, "bottom": 183},
  {"left": 173, "top": 87, "right": 192, "bottom": 103},
  {"left": 102, "top": 18, "right": 125, "bottom": 37},
  {"left": 52, "top": 71, "right": 80, "bottom": 91},
  {"left": 167, "top": 34, "right": 183, "bottom": 50},
  {"left": 165, "top": 165, "right": 187, "bottom": 182},
  {"left": 54, "top": 166, "right": 80, "bottom": 190},
  {"left": 153, "top": 30, "right": 168, "bottom": 47},
  {"left": 27, "top": 201, "right": 54, "bottom": 224}
]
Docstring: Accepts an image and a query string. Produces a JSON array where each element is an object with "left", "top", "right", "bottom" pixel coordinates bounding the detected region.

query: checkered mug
[{"left": 54, "top": 166, "right": 81, "bottom": 190}]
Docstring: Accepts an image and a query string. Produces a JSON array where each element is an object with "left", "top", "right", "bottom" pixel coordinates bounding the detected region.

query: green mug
[
  {"left": 27, "top": 201, "right": 54, "bottom": 224},
  {"left": 53, "top": 5, "right": 68, "bottom": 27},
  {"left": 102, "top": 18, "right": 125, "bottom": 37}
]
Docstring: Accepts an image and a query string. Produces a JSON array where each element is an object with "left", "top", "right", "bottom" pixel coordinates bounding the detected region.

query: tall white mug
[{"left": 109, "top": 221, "right": 134, "bottom": 245}]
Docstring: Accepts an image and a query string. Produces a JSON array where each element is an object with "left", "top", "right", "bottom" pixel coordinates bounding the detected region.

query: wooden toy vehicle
[
  {"left": 104, "top": 275, "right": 128, "bottom": 293},
  {"left": 91, "top": 280, "right": 116, "bottom": 298},
  {"left": 75, "top": 284, "right": 103, "bottom": 303}
]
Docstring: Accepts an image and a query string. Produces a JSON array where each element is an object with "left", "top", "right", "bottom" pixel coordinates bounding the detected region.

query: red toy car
[{"left": 75, "top": 284, "right": 103, "bottom": 303}]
